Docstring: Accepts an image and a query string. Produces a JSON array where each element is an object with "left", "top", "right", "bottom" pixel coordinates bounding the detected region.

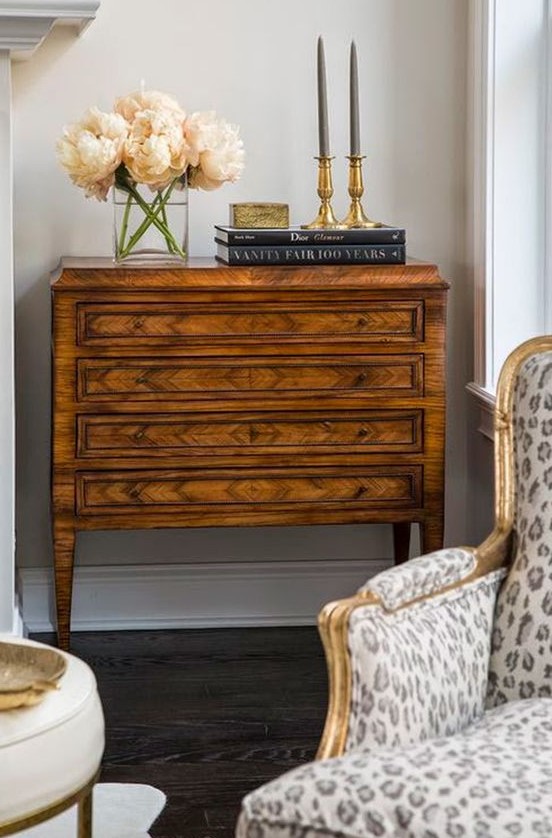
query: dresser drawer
[
  {"left": 76, "top": 466, "right": 423, "bottom": 515},
  {"left": 77, "top": 301, "right": 424, "bottom": 345},
  {"left": 77, "top": 355, "right": 423, "bottom": 402},
  {"left": 77, "top": 410, "right": 423, "bottom": 458}
]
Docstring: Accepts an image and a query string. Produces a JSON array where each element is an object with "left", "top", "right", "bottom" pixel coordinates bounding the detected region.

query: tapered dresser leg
[
  {"left": 77, "top": 787, "right": 93, "bottom": 838},
  {"left": 420, "top": 518, "right": 444, "bottom": 555},
  {"left": 53, "top": 521, "right": 76, "bottom": 651},
  {"left": 392, "top": 522, "right": 411, "bottom": 564}
]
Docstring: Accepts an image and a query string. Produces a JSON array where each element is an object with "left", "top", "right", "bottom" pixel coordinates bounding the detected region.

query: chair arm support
[{"left": 347, "top": 569, "right": 505, "bottom": 752}]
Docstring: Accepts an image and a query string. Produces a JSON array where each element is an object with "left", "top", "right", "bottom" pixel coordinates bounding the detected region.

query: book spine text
[
  {"left": 217, "top": 244, "right": 406, "bottom": 265},
  {"left": 216, "top": 228, "right": 406, "bottom": 245}
]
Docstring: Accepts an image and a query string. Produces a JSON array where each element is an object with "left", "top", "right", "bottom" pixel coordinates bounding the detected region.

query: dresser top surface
[{"left": 51, "top": 257, "right": 448, "bottom": 291}]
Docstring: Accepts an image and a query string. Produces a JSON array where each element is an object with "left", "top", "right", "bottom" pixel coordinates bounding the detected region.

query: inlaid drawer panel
[
  {"left": 77, "top": 356, "right": 423, "bottom": 401},
  {"left": 77, "top": 301, "right": 424, "bottom": 345},
  {"left": 76, "top": 466, "right": 423, "bottom": 515},
  {"left": 77, "top": 410, "right": 423, "bottom": 458}
]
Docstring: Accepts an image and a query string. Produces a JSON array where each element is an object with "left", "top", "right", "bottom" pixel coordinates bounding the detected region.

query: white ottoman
[{"left": 0, "top": 635, "right": 105, "bottom": 837}]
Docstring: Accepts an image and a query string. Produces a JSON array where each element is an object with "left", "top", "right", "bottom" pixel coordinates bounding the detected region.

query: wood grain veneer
[{"left": 51, "top": 257, "right": 449, "bottom": 649}]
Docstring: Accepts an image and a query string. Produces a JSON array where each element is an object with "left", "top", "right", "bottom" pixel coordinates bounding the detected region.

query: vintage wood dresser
[{"left": 51, "top": 257, "right": 449, "bottom": 649}]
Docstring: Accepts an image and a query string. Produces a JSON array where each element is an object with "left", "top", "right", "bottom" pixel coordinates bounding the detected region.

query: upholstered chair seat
[
  {"left": 238, "top": 697, "right": 552, "bottom": 837},
  {"left": 0, "top": 634, "right": 104, "bottom": 837},
  {"left": 236, "top": 337, "right": 552, "bottom": 837}
]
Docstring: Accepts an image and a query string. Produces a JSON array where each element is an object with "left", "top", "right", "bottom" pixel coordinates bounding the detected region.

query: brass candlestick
[
  {"left": 341, "top": 155, "right": 381, "bottom": 228},
  {"left": 302, "top": 156, "right": 343, "bottom": 229}
]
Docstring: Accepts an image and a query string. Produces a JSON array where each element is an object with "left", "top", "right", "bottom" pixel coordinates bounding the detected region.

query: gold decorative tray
[{"left": 0, "top": 642, "right": 66, "bottom": 710}]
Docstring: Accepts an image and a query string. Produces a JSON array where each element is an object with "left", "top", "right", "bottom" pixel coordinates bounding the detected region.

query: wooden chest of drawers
[{"left": 51, "top": 257, "right": 449, "bottom": 649}]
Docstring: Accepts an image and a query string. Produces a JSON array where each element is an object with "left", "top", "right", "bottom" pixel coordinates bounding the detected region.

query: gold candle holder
[
  {"left": 301, "top": 156, "right": 343, "bottom": 229},
  {"left": 341, "top": 155, "right": 381, "bottom": 228}
]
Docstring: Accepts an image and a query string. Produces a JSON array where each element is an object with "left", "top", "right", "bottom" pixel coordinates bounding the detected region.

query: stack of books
[{"left": 214, "top": 224, "right": 406, "bottom": 266}]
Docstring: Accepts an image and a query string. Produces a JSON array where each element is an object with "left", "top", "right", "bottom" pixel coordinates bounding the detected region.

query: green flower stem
[
  {"left": 118, "top": 180, "right": 185, "bottom": 259},
  {"left": 160, "top": 204, "right": 176, "bottom": 253},
  {"left": 119, "top": 191, "right": 162, "bottom": 255},
  {"left": 117, "top": 191, "right": 134, "bottom": 256},
  {"left": 119, "top": 188, "right": 168, "bottom": 255}
]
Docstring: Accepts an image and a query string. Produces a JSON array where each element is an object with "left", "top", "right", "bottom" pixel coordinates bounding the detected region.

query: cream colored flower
[
  {"left": 186, "top": 165, "right": 218, "bottom": 191},
  {"left": 56, "top": 106, "right": 128, "bottom": 200},
  {"left": 115, "top": 90, "right": 185, "bottom": 123},
  {"left": 122, "top": 107, "right": 191, "bottom": 190},
  {"left": 184, "top": 111, "right": 244, "bottom": 190},
  {"left": 183, "top": 111, "right": 218, "bottom": 166}
]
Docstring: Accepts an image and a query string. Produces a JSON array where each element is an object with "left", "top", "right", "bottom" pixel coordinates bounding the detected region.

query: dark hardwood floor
[{"left": 33, "top": 627, "right": 327, "bottom": 838}]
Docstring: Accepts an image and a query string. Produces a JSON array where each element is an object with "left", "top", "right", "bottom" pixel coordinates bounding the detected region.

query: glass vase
[{"left": 113, "top": 177, "right": 188, "bottom": 264}]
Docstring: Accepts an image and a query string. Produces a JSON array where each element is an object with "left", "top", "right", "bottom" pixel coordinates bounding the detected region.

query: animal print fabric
[
  {"left": 361, "top": 548, "right": 477, "bottom": 609},
  {"left": 236, "top": 698, "right": 552, "bottom": 838},
  {"left": 487, "top": 351, "right": 552, "bottom": 707},
  {"left": 347, "top": 570, "right": 504, "bottom": 751}
]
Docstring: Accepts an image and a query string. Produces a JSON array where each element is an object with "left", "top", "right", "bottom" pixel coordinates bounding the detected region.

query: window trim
[{"left": 468, "top": 0, "right": 551, "bottom": 438}]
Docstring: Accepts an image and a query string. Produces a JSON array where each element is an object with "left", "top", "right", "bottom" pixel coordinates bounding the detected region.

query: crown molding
[{"left": 0, "top": 0, "right": 100, "bottom": 58}]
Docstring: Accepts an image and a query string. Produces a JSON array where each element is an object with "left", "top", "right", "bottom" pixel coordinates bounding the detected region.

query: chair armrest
[
  {"left": 361, "top": 547, "right": 477, "bottom": 608},
  {"left": 317, "top": 548, "right": 507, "bottom": 760}
]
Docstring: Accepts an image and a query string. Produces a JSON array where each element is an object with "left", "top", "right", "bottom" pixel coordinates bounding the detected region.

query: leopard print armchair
[{"left": 236, "top": 336, "right": 552, "bottom": 838}]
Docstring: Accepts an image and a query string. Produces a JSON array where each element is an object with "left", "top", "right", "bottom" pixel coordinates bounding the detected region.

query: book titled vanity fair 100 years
[{"left": 215, "top": 241, "right": 406, "bottom": 266}]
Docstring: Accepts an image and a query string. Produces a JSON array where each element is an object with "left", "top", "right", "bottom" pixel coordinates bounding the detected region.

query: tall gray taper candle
[
  {"left": 317, "top": 36, "right": 330, "bottom": 156},
  {"left": 350, "top": 40, "right": 360, "bottom": 155}
]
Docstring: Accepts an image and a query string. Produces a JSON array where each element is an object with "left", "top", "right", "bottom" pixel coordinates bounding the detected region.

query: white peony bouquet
[{"left": 57, "top": 90, "right": 244, "bottom": 260}]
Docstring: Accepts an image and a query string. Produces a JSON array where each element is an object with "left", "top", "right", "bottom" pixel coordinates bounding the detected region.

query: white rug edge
[{"left": 17, "top": 782, "right": 167, "bottom": 838}]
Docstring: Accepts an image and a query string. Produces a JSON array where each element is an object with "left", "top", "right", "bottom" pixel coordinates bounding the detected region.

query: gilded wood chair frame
[{"left": 316, "top": 334, "right": 552, "bottom": 760}]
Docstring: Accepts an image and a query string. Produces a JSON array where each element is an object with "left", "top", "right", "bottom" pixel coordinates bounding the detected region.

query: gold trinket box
[{"left": 230, "top": 203, "right": 289, "bottom": 229}]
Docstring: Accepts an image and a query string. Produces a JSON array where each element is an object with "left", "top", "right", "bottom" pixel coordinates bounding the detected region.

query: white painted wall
[
  {"left": 0, "top": 51, "right": 15, "bottom": 632},
  {"left": 0, "top": 4, "right": 99, "bottom": 634},
  {"left": 13, "top": 0, "right": 475, "bottom": 623}
]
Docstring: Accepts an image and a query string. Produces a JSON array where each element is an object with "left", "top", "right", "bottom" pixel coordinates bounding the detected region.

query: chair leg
[
  {"left": 77, "top": 787, "right": 93, "bottom": 838},
  {"left": 392, "top": 522, "right": 411, "bottom": 564}
]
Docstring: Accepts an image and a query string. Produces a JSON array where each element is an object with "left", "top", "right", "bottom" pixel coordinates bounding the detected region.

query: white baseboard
[
  {"left": 19, "top": 559, "right": 391, "bottom": 633},
  {"left": 11, "top": 592, "right": 26, "bottom": 637},
  {"left": 12, "top": 604, "right": 27, "bottom": 637}
]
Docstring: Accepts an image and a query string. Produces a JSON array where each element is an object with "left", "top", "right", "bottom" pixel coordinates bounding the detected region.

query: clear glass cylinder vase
[{"left": 113, "top": 177, "right": 188, "bottom": 264}]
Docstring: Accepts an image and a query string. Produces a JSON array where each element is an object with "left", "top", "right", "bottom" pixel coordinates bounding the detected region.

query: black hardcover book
[
  {"left": 215, "top": 224, "right": 406, "bottom": 246},
  {"left": 215, "top": 241, "right": 406, "bottom": 266}
]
